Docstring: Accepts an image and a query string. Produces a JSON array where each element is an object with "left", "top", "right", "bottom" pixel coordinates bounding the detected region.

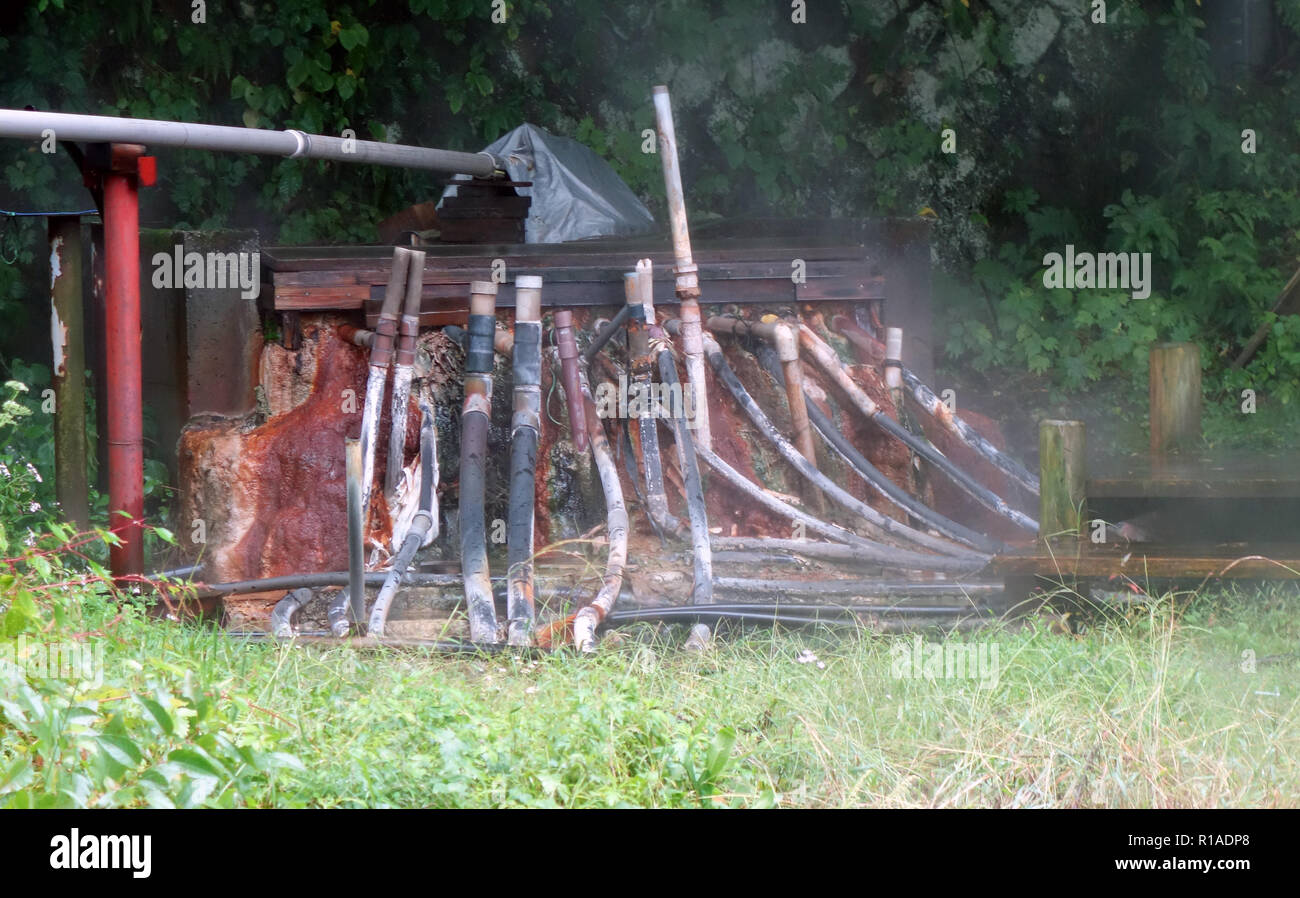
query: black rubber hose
[
  {"left": 624, "top": 287, "right": 684, "bottom": 540},
  {"left": 581, "top": 304, "right": 633, "bottom": 366},
  {"left": 697, "top": 329, "right": 986, "bottom": 561},
  {"left": 194, "top": 571, "right": 461, "bottom": 597},
  {"left": 799, "top": 324, "right": 1037, "bottom": 533},
  {"left": 875, "top": 407, "right": 1037, "bottom": 532},
  {"left": 656, "top": 346, "right": 714, "bottom": 604},
  {"left": 461, "top": 284, "right": 499, "bottom": 643},
  {"left": 604, "top": 604, "right": 992, "bottom": 627},
  {"left": 693, "top": 444, "right": 989, "bottom": 575},
  {"left": 754, "top": 344, "right": 1001, "bottom": 553},
  {"left": 506, "top": 286, "right": 543, "bottom": 646},
  {"left": 901, "top": 365, "right": 1040, "bottom": 494}
]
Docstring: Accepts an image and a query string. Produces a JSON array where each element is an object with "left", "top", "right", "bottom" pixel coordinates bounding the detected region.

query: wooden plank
[
  {"left": 1088, "top": 451, "right": 1300, "bottom": 499},
  {"left": 991, "top": 545, "right": 1300, "bottom": 580}
]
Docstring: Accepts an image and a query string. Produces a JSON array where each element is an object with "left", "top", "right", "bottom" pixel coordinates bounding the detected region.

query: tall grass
[{"left": 3, "top": 571, "right": 1297, "bottom": 807}]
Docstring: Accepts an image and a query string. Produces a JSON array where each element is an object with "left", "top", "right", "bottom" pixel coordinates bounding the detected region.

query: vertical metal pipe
[
  {"left": 48, "top": 215, "right": 89, "bottom": 529},
  {"left": 361, "top": 247, "right": 411, "bottom": 515},
  {"left": 573, "top": 367, "right": 629, "bottom": 652},
  {"left": 103, "top": 163, "right": 144, "bottom": 578},
  {"left": 655, "top": 348, "right": 714, "bottom": 604},
  {"left": 461, "top": 280, "right": 499, "bottom": 643},
  {"left": 653, "top": 85, "right": 711, "bottom": 450},
  {"left": 345, "top": 437, "right": 365, "bottom": 629},
  {"left": 507, "top": 275, "right": 543, "bottom": 646},
  {"left": 884, "top": 327, "right": 904, "bottom": 411},
  {"left": 385, "top": 248, "right": 426, "bottom": 500},
  {"left": 553, "top": 310, "right": 587, "bottom": 452},
  {"left": 629, "top": 263, "right": 683, "bottom": 537}
]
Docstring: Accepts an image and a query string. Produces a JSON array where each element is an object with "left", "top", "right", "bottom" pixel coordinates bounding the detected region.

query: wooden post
[
  {"left": 48, "top": 216, "right": 89, "bottom": 529},
  {"left": 1149, "top": 342, "right": 1201, "bottom": 454},
  {"left": 1039, "top": 419, "right": 1086, "bottom": 542}
]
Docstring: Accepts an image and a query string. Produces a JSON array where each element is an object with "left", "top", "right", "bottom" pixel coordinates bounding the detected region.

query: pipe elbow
[{"left": 769, "top": 322, "right": 798, "bottom": 363}]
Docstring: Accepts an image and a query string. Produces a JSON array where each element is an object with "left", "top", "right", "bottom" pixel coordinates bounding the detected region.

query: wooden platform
[
  {"left": 991, "top": 544, "right": 1300, "bottom": 581},
  {"left": 1088, "top": 450, "right": 1300, "bottom": 499},
  {"left": 260, "top": 217, "right": 940, "bottom": 382}
]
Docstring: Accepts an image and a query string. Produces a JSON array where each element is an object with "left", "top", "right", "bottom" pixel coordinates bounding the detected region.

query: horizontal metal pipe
[
  {"left": 195, "top": 570, "right": 462, "bottom": 597},
  {"left": 0, "top": 108, "right": 504, "bottom": 176}
]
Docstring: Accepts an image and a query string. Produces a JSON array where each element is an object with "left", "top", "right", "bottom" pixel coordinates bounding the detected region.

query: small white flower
[{"left": 25, "top": 463, "right": 41, "bottom": 483}]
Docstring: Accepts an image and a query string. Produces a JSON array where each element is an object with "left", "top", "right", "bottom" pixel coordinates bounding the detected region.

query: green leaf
[
  {"left": 339, "top": 23, "right": 369, "bottom": 51},
  {"left": 137, "top": 696, "right": 175, "bottom": 736},
  {"left": 167, "top": 748, "right": 225, "bottom": 779}
]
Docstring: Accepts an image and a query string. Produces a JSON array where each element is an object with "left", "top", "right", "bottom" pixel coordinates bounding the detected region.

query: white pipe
[{"left": 0, "top": 108, "right": 503, "bottom": 177}]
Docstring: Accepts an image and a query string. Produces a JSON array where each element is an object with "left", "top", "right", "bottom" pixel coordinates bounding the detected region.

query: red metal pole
[{"left": 102, "top": 148, "right": 144, "bottom": 578}]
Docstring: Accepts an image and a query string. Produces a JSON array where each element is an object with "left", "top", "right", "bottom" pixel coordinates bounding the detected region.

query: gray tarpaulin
[{"left": 441, "top": 123, "right": 655, "bottom": 244}]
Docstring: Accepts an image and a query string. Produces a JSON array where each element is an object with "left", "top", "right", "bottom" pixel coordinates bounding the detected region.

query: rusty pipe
[
  {"left": 384, "top": 249, "right": 426, "bottom": 501},
  {"left": 461, "top": 280, "right": 500, "bottom": 643},
  {"left": 506, "top": 275, "right": 544, "bottom": 646},
  {"left": 554, "top": 310, "right": 587, "bottom": 452},
  {"left": 653, "top": 85, "right": 711, "bottom": 451},
  {"left": 831, "top": 314, "right": 1039, "bottom": 493},
  {"left": 103, "top": 157, "right": 145, "bottom": 578},
  {"left": 692, "top": 328, "right": 986, "bottom": 560},
  {"left": 753, "top": 344, "right": 1000, "bottom": 553},
  {"left": 706, "top": 315, "right": 816, "bottom": 468},
  {"left": 360, "top": 247, "right": 412, "bottom": 516},
  {"left": 573, "top": 366, "right": 629, "bottom": 652},
  {"left": 800, "top": 324, "right": 1038, "bottom": 533},
  {"left": 338, "top": 324, "right": 375, "bottom": 348}
]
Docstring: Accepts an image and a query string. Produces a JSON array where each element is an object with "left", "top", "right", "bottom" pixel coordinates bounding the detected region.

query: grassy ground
[{"left": 2, "top": 583, "right": 1298, "bottom": 808}]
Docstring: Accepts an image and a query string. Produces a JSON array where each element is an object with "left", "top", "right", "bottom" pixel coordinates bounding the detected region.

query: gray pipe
[
  {"left": 345, "top": 437, "right": 366, "bottom": 630},
  {"left": 0, "top": 108, "right": 504, "bottom": 176}
]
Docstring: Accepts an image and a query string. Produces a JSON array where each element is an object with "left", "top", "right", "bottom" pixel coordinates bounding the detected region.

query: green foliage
[{"left": 2, "top": 0, "right": 1300, "bottom": 454}]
